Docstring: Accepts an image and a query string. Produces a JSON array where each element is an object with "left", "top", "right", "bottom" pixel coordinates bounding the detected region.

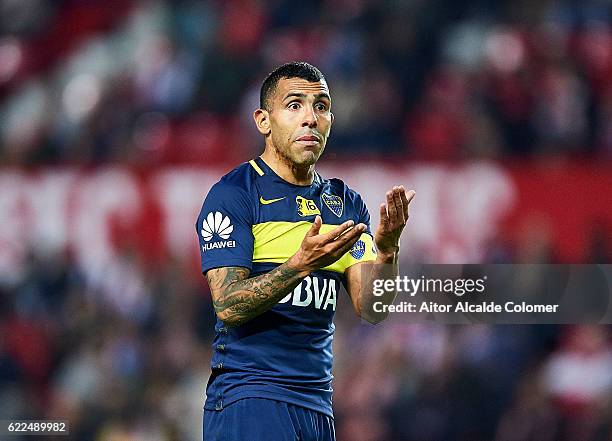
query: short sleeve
[
  {"left": 336, "top": 190, "right": 377, "bottom": 271},
  {"left": 196, "top": 182, "right": 254, "bottom": 274},
  {"left": 355, "top": 192, "right": 373, "bottom": 236}
]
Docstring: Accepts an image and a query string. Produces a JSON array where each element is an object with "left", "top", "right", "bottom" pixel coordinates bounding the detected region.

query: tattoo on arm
[{"left": 206, "top": 264, "right": 304, "bottom": 327}]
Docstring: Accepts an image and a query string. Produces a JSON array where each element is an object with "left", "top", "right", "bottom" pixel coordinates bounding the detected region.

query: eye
[
  {"left": 287, "top": 102, "right": 301, "bottom": 110},
  {"left": 315, "top": 102, "right": 328, "bottom": 111}
]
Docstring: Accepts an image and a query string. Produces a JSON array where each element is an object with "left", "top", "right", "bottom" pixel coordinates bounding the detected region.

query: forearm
[
  {"left": 352, "top": 185, "right": 414, "bottom": 323},
  {"left": 207, "top": 217, "right": 365, "bottom": 327},
  {"left": 360, "top": 250, "right": 399, "bottom": 323},
  {"left": 209, "top": 260, "right": 308, "bottom": 327}
]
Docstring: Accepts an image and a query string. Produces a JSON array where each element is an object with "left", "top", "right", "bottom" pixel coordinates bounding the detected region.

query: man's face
[{"left": 265, "top": 77, "right": 334, "bottom": 167}]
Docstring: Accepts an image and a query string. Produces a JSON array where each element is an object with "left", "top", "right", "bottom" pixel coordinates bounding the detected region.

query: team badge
[
  {"left": 350, "top": 240, "right": 366, "bottom": 260},
  {"left": 322, "top": 193, "right": 343, "bottom": 217},
  {"left": 296, "top": 196, "right": 321, "bottom": 217}
]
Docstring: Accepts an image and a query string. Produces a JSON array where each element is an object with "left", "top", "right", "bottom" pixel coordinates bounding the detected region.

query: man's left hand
[{"left": 375, "top": 185, "right": 416, "bottom": 258}]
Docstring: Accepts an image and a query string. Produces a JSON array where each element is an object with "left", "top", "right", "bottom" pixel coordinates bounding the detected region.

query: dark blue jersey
[{"left": 196, "top": 157, "right": 376, "bottom": 417}]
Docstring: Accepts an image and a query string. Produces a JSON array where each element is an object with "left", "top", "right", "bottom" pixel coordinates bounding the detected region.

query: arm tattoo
[{"left": 206, "top": 264, "right": 304, "bottom": 327}]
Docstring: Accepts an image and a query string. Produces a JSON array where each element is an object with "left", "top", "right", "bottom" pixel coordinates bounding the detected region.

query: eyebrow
[{"left": 283, "top": 92, "right": 331, "bottom": 101}]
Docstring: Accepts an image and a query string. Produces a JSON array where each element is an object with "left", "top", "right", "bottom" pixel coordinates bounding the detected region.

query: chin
[{"left": 296, "top": 152, "right": 319, "bottom": 166}]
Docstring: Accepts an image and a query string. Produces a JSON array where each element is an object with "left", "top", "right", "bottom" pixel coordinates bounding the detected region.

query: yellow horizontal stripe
[{"left": 252, "top": 221, "right": 376, "bottom": 273}]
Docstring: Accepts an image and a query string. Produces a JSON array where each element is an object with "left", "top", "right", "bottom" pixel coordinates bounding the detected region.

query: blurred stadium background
[{"left": 1, "top": 0, "right": 612, "bottom": 440}]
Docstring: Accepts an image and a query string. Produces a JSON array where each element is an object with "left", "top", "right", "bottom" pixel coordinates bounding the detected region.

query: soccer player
[{"left": 196, "top": 61, "right": 415, "bottom": 440}]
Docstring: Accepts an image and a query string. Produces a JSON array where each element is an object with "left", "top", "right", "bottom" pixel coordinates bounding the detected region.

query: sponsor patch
[
  {"left": 278, "top": 276, "right": 337, "bottom": 311},
  {"left": 201, "top": 211, "right": 234, "bottom": 241},
  {"left": 296, "top": 196, "right": 321, "bottom": 217}
]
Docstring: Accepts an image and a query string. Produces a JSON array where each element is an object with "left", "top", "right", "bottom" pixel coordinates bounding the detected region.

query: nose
[{"left": 301, "top": 105, "right": 317, "bottom": 128}]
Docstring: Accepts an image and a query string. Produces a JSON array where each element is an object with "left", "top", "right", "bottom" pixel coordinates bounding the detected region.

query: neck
[{"left": 261, "top": 147, "right": 315, "bottom": 186}]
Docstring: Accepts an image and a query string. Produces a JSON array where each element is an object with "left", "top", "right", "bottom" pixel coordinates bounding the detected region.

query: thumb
[
  {"left": 379, "top": 203, "right": 389, "bottom": 226},
  {"left": 306, "top": 215, "right": 322, "bottom": 237}
]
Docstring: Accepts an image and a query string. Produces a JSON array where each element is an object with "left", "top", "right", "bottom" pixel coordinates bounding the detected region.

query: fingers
[
  {"left": 306, "top": 215, "right": 322, "bottom": 237},
  {"left": 328, "top": 223, "right": 366, "bottom": 254},
  {"left": 400, "top": 188, "right": 416, "bottom": 220},
  {"left": 399, "top": 187, "right": 409, "bottom": 219},
  {"left": 321, "top": 220, "right": 355, "bottom": 242},
  {"left": 333, "top": 223, "right": 365, "bottom": 246},
  {"left": 393, "top": 186, "right": 404, "bottom": 223},
  {"left": 379, "top": 203, "right": 389, "bottom": 226},
  {"left": 407, "top": 190, "right": 416, "bottom": 202},
  {"left": 334, "top": 231, "right": 363, "bottom": 256},
  {"left": 386, "top": 189, "right": 399, "bottom": 222},
  {"left": 315, "top": 217, "right": 365, "bottom": 252},
  {"left": 383, "top": 186, "right": 416, "bottom": 227}
]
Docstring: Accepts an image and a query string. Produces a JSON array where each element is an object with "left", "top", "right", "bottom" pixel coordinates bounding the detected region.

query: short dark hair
[{"left": 260, "top": 61, "right": 325, "bottom": 111}]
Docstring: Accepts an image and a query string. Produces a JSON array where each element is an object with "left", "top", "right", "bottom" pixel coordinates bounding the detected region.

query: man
[{"left": 196, "top": 61, "right": 415, "bottom": 440}]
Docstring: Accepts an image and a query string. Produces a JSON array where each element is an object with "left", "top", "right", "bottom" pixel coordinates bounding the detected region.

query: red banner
[{"left": 0, "top": 162, "right": 610, "bottom": 284}]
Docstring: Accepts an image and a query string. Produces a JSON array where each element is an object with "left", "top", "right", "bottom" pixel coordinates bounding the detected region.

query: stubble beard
[{"left": 273, "top": 136, "right": 324, "bottom": 169}]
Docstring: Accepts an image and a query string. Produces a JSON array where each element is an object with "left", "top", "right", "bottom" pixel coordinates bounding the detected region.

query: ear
[
  {"left": 330, "top": 112, "right": 334, "bottom": 125},
  {"left": 253, "top": 108, "right": 271, "bottom": 135}
]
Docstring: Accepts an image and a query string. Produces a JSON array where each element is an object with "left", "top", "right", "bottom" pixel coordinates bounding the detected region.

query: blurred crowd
[
  {"left": 1, "top": 0, "right": 612, "bottom": 440},
  {"left": 1, "top": 240, "right": 612, "bottom": 440},
  {"left": 1, "top": 0, "right": 612, "bottom": 164}
]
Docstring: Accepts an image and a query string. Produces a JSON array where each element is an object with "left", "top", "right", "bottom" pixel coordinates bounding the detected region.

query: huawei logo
[{"left": 201, "top": 212, "right": 234, "bottom": 242}]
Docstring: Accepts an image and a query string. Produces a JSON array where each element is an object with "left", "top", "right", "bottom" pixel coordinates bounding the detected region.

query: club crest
[
  {"left": 350, "top": 240, "right": 366, "bottom": 260},
  {"left": 322, "top": 193, "right": 343, "bottom": 217}
]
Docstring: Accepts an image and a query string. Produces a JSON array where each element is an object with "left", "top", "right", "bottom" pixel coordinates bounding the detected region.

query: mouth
[{"left": 296, "top": 134, "right": 321, "bottom": 146}]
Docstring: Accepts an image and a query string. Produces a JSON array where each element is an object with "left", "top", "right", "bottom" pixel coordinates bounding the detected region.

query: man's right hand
[{"left": 287, "top": 215, "right": 366, "bottom": 277}]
